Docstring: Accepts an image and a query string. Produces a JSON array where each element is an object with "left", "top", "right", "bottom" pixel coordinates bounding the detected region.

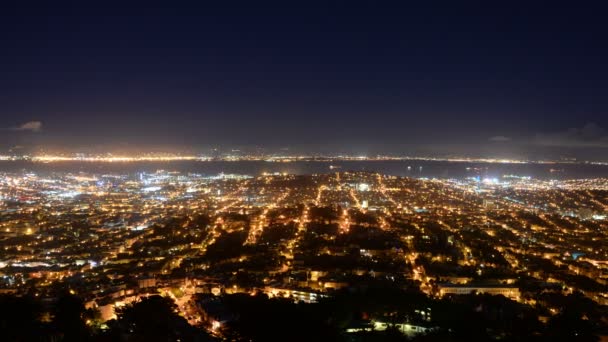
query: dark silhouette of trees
[
  {"left": 52, "top": 293, "right": 91, "bottom": 341},
  {"left": 107, "top": 295, "right": 212, "bottom": 342},
  {"left": 0, "top": 293, "right": 95, "bottom": 341},
  {"left": 0, "top": 289, "right": 605, "bottom": 341},
  {"left": 543, "top": 292, "right": 604, "bottom": 341},
  {"left": 0, "top": 294, "right": 45, "bottom": 341},
  {"left": 221, "top": 293, "right": 340, "bottom": 341}
]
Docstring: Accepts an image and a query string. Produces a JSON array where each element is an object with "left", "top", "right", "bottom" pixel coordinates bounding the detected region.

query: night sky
[{"left": 1, "top": 2, "right": 608, "bottom": 158}]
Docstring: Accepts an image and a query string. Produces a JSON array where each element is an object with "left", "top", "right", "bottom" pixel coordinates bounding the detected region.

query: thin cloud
[
  {"left": 11, "top": 121, "right": 43, "bottom": 132},
  {"left": 533, "top": 123, "right": 608, "bottom": 148},
  {"left": 489, "top": 136, "right": 511, "bottom": 142}
]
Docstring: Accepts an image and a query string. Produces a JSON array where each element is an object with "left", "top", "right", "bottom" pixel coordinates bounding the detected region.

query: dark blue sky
[{"left": 1, "top": 2, "right": 608, "bottom": 158}]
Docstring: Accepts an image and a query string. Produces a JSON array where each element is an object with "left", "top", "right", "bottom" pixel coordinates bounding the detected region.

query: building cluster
[{"left": 0, "top": 170, "right": 606, "bottom": 334}]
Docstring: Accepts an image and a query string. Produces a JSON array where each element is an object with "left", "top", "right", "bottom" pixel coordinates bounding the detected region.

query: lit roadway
[
  {"left": 245, "top": 190, "right": 291, "bottom": 245},
  {"left": 284, "top": 204, "right": 310, "bottom": 261}
]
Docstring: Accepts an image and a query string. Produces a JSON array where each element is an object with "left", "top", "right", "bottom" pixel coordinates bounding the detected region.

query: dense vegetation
[{"left": 1, "top": 285, "right": 606, "bottom": 341}]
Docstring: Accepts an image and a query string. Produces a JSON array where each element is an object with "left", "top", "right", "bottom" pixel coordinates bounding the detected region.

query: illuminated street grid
[{"left": 0, "top": 171, "right": 606, "bottom": 327}]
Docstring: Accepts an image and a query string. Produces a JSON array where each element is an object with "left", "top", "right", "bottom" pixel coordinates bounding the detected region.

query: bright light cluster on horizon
[
  {"left": 30, "top": 155, "right": 202, "bottom": 163},
  {"left": 0, "top": 152, "right": 605, "bottom": 165},
  {"left": 0, "top": 153, "right": 599, "bottom": 165}
]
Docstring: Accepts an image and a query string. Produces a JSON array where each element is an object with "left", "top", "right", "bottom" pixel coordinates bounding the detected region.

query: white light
[{"left": 358, "top": 183, "right": 370, "bottom": 191}]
